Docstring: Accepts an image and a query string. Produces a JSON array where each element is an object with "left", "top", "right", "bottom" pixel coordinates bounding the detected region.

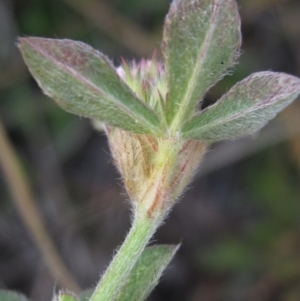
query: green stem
[
  {"left": 90, "top": 138, "right": 182, "bottom": 301},
  {"left": 89, "top": 210, "right": 164, "bottom": 301}
]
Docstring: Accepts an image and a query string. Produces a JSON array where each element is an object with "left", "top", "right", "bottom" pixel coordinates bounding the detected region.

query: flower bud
[{"left": 106, "top": 58, "right": 207, "bottom": 217}]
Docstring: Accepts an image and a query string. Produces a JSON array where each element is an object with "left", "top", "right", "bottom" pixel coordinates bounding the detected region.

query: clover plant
[{"left": 4, "top": 0, "right": 300, "bottom": 300}]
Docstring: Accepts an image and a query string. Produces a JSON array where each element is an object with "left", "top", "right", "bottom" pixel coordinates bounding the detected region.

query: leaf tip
[{"left": 17, "top": 36, "right": 40, "bottom": 50}]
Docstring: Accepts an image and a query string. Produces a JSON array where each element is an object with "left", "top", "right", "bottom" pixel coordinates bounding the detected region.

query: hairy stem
[
  {"left": 90, "top": 137, "right": 183, "bottom": 301},
  {"left": 89, "top": 208, "right": 165, "bottom": 301}
]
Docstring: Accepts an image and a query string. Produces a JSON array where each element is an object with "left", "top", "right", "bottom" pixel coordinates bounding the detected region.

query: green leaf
[
  {"left": 115, "top": 244, "right": 179, "bottom": 301},
  {"left": 18, "top": 37, "right": 161, "bottom": 135},
  {"left": 163, "top": 0, "right": 241, "bottom": 128},
  {"left": 56, "top": 290, "right": 79, "bottom": 301},
  {"left": 182, "top": 72, "right": 300, "bottom": 141},
  {"left": 0, "top": 290, "right": 30, "bottom": 301}
]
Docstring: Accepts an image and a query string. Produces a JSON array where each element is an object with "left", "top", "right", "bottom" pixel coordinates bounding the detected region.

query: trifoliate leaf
[
  {"left": 163, "top": 0, "right": 241, "bottom": 127},
  {"left": 182, "top": 72, "right": 300, "bottom": 141},
  {"left": 18, "top": 38, "right": 161, "bottom": 135}
]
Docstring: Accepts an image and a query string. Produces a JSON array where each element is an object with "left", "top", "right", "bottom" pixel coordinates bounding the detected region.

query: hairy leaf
[
  {"left": 54, "top": 290, "right": 79, "bottom": 301},
  {"left": 18, "top": 38, "right": 161, "bottom": 135},
  {"left": 163, "top": 0, "right": 241, "bottom": 127},
  {"left": 0, "top": 291, "right": 30, "bottom": 301},
  {"left": 115, "top": 245, "right": 179, "bottom": 301},
  {"left": 182, "top": 72, "right": 300, "bottom": 141}
]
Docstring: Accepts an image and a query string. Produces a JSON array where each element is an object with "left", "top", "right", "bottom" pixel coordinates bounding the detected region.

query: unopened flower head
[
  {"left": 106, "top": 58, "right": 207, "bottom": 216},
  {"left": 117, "top": 58, "right": 167, "bottom": 119}
]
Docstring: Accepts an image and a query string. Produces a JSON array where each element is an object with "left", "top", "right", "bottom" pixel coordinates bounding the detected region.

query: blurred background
[{"left": 1, "top": 0, "right": 300, "bottom": 300}]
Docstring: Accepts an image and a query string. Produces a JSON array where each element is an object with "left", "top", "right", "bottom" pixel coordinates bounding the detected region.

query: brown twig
[
  {"left": 0, "top": 118, "right": 80, "bottom": 293},
  {"left": 62, "top": 0, "right": 158, "bottom": 57}
]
